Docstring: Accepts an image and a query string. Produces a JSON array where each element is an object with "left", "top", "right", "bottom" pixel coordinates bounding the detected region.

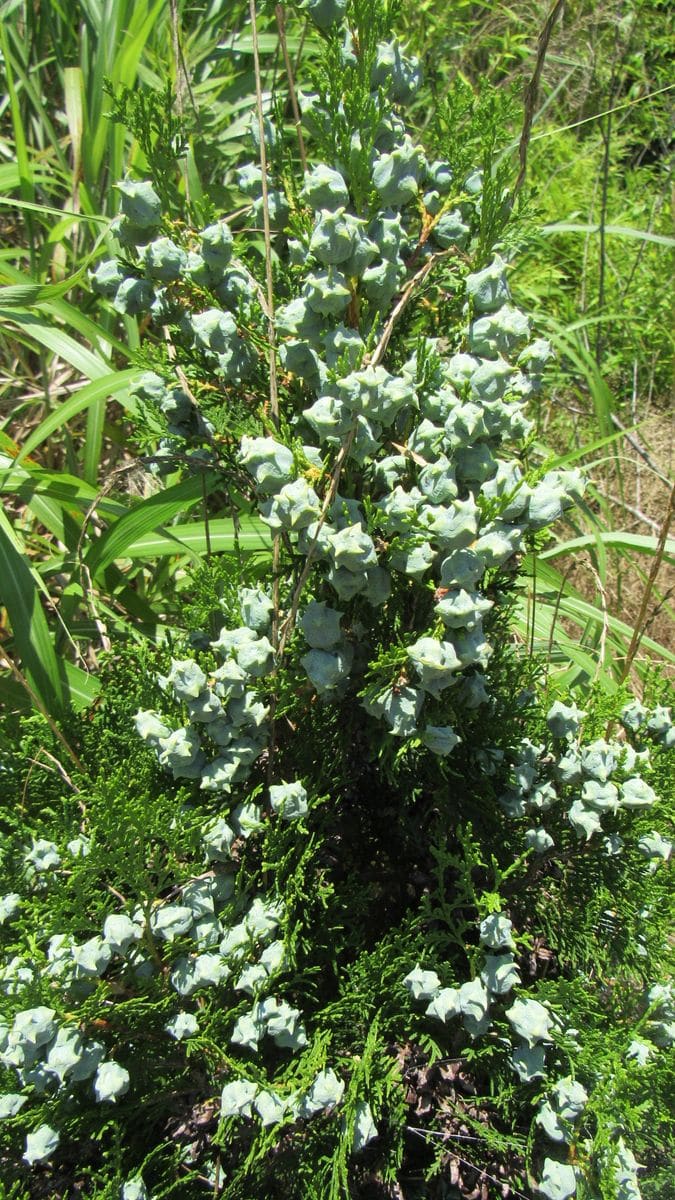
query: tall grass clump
[{"left": 395, "top": 0, "right": 674, "bottom": 677}]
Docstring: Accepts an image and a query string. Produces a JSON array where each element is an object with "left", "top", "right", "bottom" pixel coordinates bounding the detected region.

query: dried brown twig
[
  {"left": 514, "top": 0, "right": 565, "bottom": 198},
  {"left": 619, "top": 479, "right": 675, "bottom": 684}
]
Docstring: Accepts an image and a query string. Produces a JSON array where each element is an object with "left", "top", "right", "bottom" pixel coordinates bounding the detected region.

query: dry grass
[{"left": 552, "top": 410, "right": 675, "bottom": 665}]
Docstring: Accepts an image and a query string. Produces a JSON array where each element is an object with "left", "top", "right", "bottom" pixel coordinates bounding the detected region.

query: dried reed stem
[
  {"left": 514, "top": 0, "right": 565, "bottom": 197},
  {"left": 275, "top": 3, "right": 307, "bottom": 172},
  {"left": 619, "top": 479, "right": 675, "bottom": 683}
]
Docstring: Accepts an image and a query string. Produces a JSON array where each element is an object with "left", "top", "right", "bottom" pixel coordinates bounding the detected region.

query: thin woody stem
[
  {"left": 248, "top": 0, "right": 282, "bottom": 656},
  {"left": 248, "top": 0, "right": 279, "bottom": 428},
  {"left": 0, "top": 650, "right": 86, "bottom": 775},
  {"left": 249, "top": 0, "right": 284, "bottom": 786},
  {"left": 619, "top": 479, "right": 675, "bottom": 685},
  {"left": 514, "top": 0, "right": 565, "bottom": 198},
  {"left": 275, "top": 3, "right": 308, "bottom": 173},
  {"left": 366, "top": 250, "right": 453, "bottom": 367},
  {"left": 277, "top": 251, "right": 457, "bottom": 659},
  {"left": 276, "top": 426, "right": 357, "bottom": 661}
]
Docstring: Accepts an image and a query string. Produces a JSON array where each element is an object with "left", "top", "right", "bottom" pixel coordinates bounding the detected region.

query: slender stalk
[
  {"left": 619, "top": 480, "right": 675, "bottom": 684},
  {"left": 595, "top": 106, "right": 612, "bottom": 365},
  {"left": 526, "top": 81, "right": 675, "bottom": 147},
  {"left": 275, "top": 3, "right": 307, "bottom": 172},
  {"left": 169, "top": 0, "right": 187, "bottom": 116},
  {"left": 610, "top": 413, "right": 671, "bottom": 487},
  {"left": 0, "top": 650, "right": 85, "bottom": 774},
  {"left": 276, "top": 427, "right": 357, "bottom": 660},
  {"left": 589, "top": 565, "right": 609, "bottom": 682},
  {"left": 367, "top": 251, "right": 454, "bottom": 366},
  {"left": 528, "top": 550, "right": 537, "bottom": 660},
  {"left": 545, "top": 561, "right": 574, "bottom": 678},
  {"left": 514, "top": 0, "right": 565, "bottom": 198},
  {"left": 248, "top": 0, "right": 279, "bottom": 429},
  {"left": 276, "top": 251, "right": 455, "bottom": 660},
  {"left": 249, "top": 0, "right": 283, "bottom": 784}
]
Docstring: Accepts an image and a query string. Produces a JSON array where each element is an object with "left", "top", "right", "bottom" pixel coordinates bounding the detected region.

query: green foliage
[
  {"left": 104, "top": 80, "right": 188, "bottom": 215},
  {"left": 0, "top": 628, "right": 673, "bottom": 1198},
  {"left": 430, "top": 79, "right": 523, "bottom": 262}
]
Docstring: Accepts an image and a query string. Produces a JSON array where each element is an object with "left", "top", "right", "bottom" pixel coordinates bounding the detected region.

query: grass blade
[
  {"left": 85, "top": 473, "right": 219, "bottom": 577},
  {"left": 60, "top": 661, "right": 101, "bottom": 710},
  {"left": 0, "top": 23, "right": 34, "bottom": 207},
  {"left": 0, "top": 463, "right": 128, "bottom": 519},
  {"left": 83, "top": 397, "right": 106, "bottom": 485},
  {"left": 0, "top": 307, "right": 113, "bottom": 378},
  {"left": 539, "top": 531, "right": 674, "bottom": 561},
  {"left": 540, "top": 221, "right": 675, "bottom": 248},
  {"left": 123, "top": 516, "right": 271, "bottom": 557},
  {"left": 0, "top": 514, "right": 64, "bottom": 716},
  {"left": 12, "top": 368, "right": 143, "bottom": 466}
]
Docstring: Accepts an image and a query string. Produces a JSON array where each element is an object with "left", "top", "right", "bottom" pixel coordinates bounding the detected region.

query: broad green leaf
[
  {"left": 85, "top": 474, "right": 220, "bottom": 577},
  {"left": 123, "top": 517, "right": 271, "bottom": 558},
  {"left": 219, "top": 31, "right": 313, "bottom": 54},
  {"left": 541, "top": 221, "right": 675, "bottom": 248},
  {"left": 64, "top": 66, "right": 85, "bottom": 183},
  {"left": 0, "top": 273, "right": 86, "bottom": 306},
  {"left": 26, "top": 492, "right": 81, "bottom": 548},
  {"left": 0, "top": 463, "right": 128, "bottom": 519},
  {"left": 0, "top": 262, "right": 131, "bottom": 360},
  {"left": 0, "top": 196, "right": 108, "bottom": 223},
  {"left": 513, "top": 595, "right": 600, "bottom": 681},
  {"left": 540, "top": 532, "right": 674, "bottom": 561},
  {"left": 0, "top": 307, "right": 112, "bottom": 379},
  {"left": 524, "top": 556, "right": 675, "bottom": 669},
  {"left": 11, "top": 369, "right": 142, "bottom": 467},
  {"left": 0, "top": 515, "right": 64, "bottom": 715},
  {"left": 83, "top": 397, "right": 106, "bottom": 485},
  {"left": 60, "top": 661, "right": 101, "bottom": 711},
  {"left": 555, "top": 594, "right": 675, "bottom": 665},
  {"left": 0, "top": 165, "right": 52, "bottom": 192},
  {"left": 0, "top": 22, "right": 33, "bottom": 207}
]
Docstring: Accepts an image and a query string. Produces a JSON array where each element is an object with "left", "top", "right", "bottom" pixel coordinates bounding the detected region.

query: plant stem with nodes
[
  {"left": 249, "top": 0, "right": 284, "bottom": 781},
  {"left": 514, "top": 0, "right": 565, "bottom": 198},
  {"left": 275, "top": 3, "right": 307, "bottom": 172},
  {"left": 619, "top": 479, "right": 675, "bottom": 685}
]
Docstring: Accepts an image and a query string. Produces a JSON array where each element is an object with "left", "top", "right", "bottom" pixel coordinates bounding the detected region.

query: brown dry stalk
[
  {"left": 248, "top": 0, "right": 285, "bottom": 783},
  {"left": 0, "top": 649, "right": 85, "bottom": 774},
  {"left": 275, "top": 3, "right": 307, "bottom": 172},
  {"left": 169, "top": 0, "right": 198, "bottom": 120},
  {"left": 514, "top": 0, "right": 566, "bottom": 198},
  {"left": 589, "top": 565, "right": 610, "bottom": 682},
  {"left": 619, "top": 478, "right": 675, "bottom": 683},
  {"left": 31, "top": 747, "right": 81, "bottom": 793},
  {"left": 611, "top": 412, "right": 672, "bottom": 488},
  {"left": 248, "top": 0, "right": 279, "bottom": 427},
  {"left": 544, "top": 560, "right": 575, "bottom": 675},
  {"left": 366, "top": 250, "right": 452, "bottom": 367},
  {"left": 248, "top": 0, "right": 282, "bottom": 666}
]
